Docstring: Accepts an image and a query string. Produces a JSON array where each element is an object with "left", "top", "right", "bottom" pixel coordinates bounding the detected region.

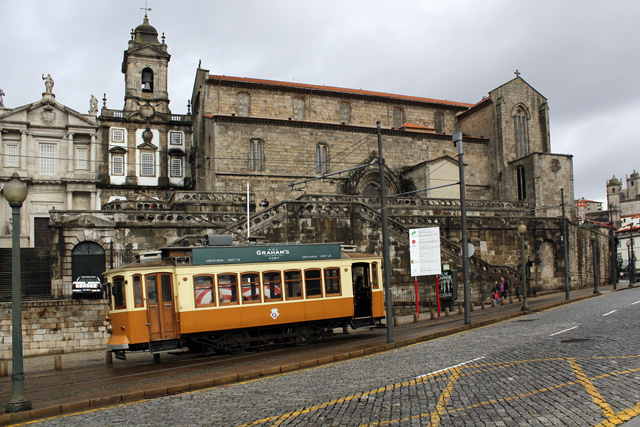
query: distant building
[
  {"left": 575, "top": 197, "right": 602, "bottom": 221},
  {"left": 0, "top": 81, "right": 98, "bottom": 250},
  {"left": 607, "top": 172, "right": 640, "bottom": 224}
]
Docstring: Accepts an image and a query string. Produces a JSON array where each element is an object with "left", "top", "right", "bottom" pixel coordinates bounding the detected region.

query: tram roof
[{"left": 104, "top": 243, "right": 380, "bottom": 275}]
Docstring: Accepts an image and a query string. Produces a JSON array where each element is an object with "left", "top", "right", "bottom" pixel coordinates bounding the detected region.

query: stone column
[
  {"left": 90, "top": 134, "right": 96, "bottom": 175},
  {"left": 20, "top": 131, "right": 27, "bottom": 172},
  {"left": 68, "top": 132, "right": 74, "bottom": 176},
  {"left": 66, "top": 189, "right": 73, "bottom": 210}
]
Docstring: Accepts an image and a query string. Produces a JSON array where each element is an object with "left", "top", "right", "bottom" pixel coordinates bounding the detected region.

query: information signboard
[
  {"left": 192, "top": 243, "right": 341, "bottom": 266},
  {"left": 409, "top": 227, "right": 442, "bottom": 276}
]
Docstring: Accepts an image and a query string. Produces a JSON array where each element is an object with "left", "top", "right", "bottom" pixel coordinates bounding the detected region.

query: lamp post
[
  {"left": 627, "top": 240, "right": 632, "bottom": 282},
  {"left": 629, "top": 235, "right": 636, "bottom": 287},
  {"left": 3, "top": 173, "right": 31, "bottom": 413},
  {"left": 590, "top": 235, "right": 600, "bottom": 294},
  {"left": 517, "top": 224, "right": 529, "bottom": 311}
]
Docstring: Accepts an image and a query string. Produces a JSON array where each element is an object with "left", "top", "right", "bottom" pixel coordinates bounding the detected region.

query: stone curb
[{"left": 0, "top": 290, "right": 604, "bottom": 426}]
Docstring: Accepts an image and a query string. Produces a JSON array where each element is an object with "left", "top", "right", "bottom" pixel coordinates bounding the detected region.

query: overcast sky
[{"left": 1, "top": 0, "right": 638, "bottom": 206}]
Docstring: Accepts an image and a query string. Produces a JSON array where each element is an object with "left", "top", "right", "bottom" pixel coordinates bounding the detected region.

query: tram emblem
[{"left": 270, "top": 308, "right": 280, "bottom": 320}]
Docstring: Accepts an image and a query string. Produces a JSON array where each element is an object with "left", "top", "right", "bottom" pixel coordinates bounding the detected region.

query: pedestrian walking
[
  {"left": 500, "top": 277, "right": 509, "bottom": 299},
  {"left": 492, "top": 281, "right": 501, "bottom": 304}
]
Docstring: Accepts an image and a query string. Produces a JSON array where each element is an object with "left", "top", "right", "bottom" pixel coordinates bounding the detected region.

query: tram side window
[
  {"left": 372, "top": 262, "right": 379, "bottom": 289},
  {"left": 241, "top": 272, "right": 261, "bottom": 303},
  {"left": 284, "top": 270, "right": 302, "bottom": 300},
  {"left": 218, "top": 273, "right": 238, "bottom": 305},
  {"left": 324, "top": 268, "right": 341, "bottom": 295},
  {"left": 133, "top": 275, "right": 144, "bottom": 308},
  {"left": 113, "top": 276, "right": 126, "bottom": 310},
  {"left": 194, "top": 275, "right": 216, "bottom": 307},
  {"left": 263, "top": 271, "right": 283, "bottom": 301},
  {"left": 305, "top": 269, "right": 323, "bottom": 298}
]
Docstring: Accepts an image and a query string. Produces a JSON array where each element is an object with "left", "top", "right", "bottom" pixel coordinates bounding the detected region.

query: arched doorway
[
  {"left": 362, "top": 184, "right": 381, "bottom": 196},
  {"left": 72, "top": 242, "right": 106, "bottom": 280}
]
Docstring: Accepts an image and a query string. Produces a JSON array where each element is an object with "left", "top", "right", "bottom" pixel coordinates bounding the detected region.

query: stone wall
[
  {"left": 202, "top": 116, "right": 492, "bottom": 205},
  {"left": 0, "top": 300, "right": 109, "bottom": 359}
]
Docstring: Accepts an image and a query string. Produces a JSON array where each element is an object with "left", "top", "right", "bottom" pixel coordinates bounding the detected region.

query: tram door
[
  {"left": 145, "top": 273, "right": 177, "bottom": 341},
  {"left": 352, "top": 262, "right": 373, "bottom": 318}
]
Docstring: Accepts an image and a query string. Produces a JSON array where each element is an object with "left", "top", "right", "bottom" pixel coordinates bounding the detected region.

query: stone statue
[
  {"left": 0, "top": 88, "right": 4, "bottom": 107},
  {"left": 42, "top": 74, "right": 54, "bottom": 93},
  {"left": 89, "top": 95, "right": 98, "bottom": 114},
  {"left": 6, "top": 217, "right": 11, "bottom": 235}
]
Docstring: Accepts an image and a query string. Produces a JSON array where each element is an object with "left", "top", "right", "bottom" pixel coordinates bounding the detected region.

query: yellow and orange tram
[{"left": 104, "top": 242, "right": 385, "bottom": 358}]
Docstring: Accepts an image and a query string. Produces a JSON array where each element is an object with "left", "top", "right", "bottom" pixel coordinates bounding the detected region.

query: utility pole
[
  {"left": 561, "top": 188, "right": 570, "bottom": 300},
  {"left": 377, "top": 122, "right": 394, "bottom": 343},
  {"left": 453, "top": 132, "right": 470, "bottom": 325}
]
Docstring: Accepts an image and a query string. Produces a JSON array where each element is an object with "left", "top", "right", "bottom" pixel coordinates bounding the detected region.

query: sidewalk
[{"left": 0, "top": 282, "right": 633, "bottom": 426}]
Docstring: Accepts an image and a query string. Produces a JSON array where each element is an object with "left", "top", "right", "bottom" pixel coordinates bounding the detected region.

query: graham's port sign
[{"left": 192, "top": 243, "right": 342, "bottom": 265}]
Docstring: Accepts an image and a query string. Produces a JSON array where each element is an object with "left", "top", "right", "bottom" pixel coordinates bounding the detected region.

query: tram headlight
[{"left": 121, "top": 326, "right": 126, "bottom": 331}]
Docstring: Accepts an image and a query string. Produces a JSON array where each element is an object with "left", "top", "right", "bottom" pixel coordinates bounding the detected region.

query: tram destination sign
[{"left": 192, "top": 243, "right": 342, "bottom": 266}]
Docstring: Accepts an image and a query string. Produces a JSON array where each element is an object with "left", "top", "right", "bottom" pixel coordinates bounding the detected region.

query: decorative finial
[
  {"left": 131, "top": 29, "right": 135, "bottom": 40},
  {"left": 102, "top": 93, "right": 107, "bottom": 108},
  {"left": 161, "top": 32, "right": 165, "bottom": 44},
  {"left": 141, "top": 1, "right": 151, "bottom": 19},
  {"left": 514, "top": 70, "right": 521, "bottom": 77},
  {"left": 187, "top": 99, "right": 191, "bottom": 114},
  {"left": 198, "top": 59, "right": 202, "bottom": 68}
]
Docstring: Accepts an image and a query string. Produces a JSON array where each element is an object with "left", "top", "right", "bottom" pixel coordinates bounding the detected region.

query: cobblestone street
[{"left": 17, "top": 288, "right": 640, "bottom": 426}]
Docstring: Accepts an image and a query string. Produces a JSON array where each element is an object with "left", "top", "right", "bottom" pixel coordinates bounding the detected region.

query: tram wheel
[
  {"left": 289, "top": 326, "right": 312, "bottom": 346},
  {"left": 228, "top": 332, "right": 250, "bottom": 354}
]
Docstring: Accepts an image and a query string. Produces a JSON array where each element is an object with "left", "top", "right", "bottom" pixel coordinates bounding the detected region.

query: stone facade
[
  {"left": 0, "top": 300, "right": 109, "bottom": 359},
  {"left": 0, "top": 86, "right": 98, "bottom": 251}
]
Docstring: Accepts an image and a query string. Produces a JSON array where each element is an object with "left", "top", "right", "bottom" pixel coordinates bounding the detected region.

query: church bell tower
[{"left": 121, "top": 12, "right": 171, "bottom": 117}]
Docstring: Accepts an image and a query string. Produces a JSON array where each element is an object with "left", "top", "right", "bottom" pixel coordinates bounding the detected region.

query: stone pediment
[
  {"left": 0, "top": 97, "right": 96, "bottom": 128},
  {"left": 126, "top": 44, "right": 170, "bottom": 58},
  {"left": 59, "top": 213, "right": 115, "bottom": 229}
]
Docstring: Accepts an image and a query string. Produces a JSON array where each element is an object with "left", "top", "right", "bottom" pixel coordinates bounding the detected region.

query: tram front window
[{"left": 113, "top": 276, "right": 126, "bottom": 309}]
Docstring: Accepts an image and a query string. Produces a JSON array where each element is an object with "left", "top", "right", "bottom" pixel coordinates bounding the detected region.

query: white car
[{"left": 72, "top": 276, "right": 103, "bottom": 299}]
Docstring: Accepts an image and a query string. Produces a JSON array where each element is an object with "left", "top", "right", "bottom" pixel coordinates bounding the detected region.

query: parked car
[{"left": 72, "top": 276, "right": 103, "bottom": 299}]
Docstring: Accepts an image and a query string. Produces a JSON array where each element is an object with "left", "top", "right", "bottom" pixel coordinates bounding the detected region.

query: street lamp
[
  {"left": 3, "top": 173, "right": 31, "bottom": 413},
  {"left": 590, "top": 235, "right": 600, "bottom": 294},
  {"left": 517, "top": 224, "right": 529, "bottom": 311}
]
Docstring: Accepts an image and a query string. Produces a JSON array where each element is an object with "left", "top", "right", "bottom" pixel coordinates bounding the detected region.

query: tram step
[
  {"left": 350, "top": 317, "right": 376, "bottom": 329},
  {"left": 149, "top": 339, "right": 181, "bottom": 354}
]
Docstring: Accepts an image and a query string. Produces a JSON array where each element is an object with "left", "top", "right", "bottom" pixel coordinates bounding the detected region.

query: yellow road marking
[
  {"left": 428, "top": 366, "right": 462, "bottom": 427},
  {"left": 237, "top": 356, "right": 640, "bottom": 427},
  {"left": 568, "top": 357, "right": 616, "bottom": 418}
]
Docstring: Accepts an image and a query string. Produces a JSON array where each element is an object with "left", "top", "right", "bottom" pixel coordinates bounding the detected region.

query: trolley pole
[
  {"left": 453, "top": 132, "right": 471, "bottom": 325},
  {"left": 377, "top": 122, "right": 394, "bottom": 343}
]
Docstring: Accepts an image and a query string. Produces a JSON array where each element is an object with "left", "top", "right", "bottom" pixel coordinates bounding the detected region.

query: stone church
[{"left": 1, "top": 13, "right": 610, "bottom": 304}]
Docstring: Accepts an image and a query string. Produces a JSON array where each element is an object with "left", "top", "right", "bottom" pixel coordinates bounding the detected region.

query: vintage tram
[{"left": 103, "top": 241, "right": 385, "bottom": 359}]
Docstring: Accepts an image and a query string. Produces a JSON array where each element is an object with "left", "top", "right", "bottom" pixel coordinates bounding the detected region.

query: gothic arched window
[
  {"left": 250, "top": 139, "right": 263, "bottom": 171},
  {"left": 513, "top": 105, "right": 529, "bottom": 158},
  {"left": 517, "top": 165, "right": 526, "bottom": 201},
  {"left": 316, "top": 144, "right": 328, "bottom": 175},
  {"left": 141, "top": 68, "right": 154, "bottom": 93}
]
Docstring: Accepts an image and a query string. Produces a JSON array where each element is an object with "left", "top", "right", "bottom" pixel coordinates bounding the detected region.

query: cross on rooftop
[
  {"left": 141, "top": 1, "right": 151, "bottom": 17},
  {"left": 514, "top": 70, "right": 521, "bottom": 77}
]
